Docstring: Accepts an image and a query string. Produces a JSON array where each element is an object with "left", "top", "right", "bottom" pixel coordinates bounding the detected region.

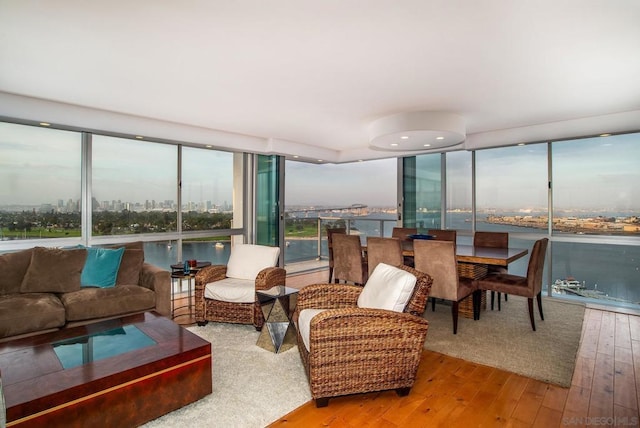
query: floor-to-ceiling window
[
  {"left": 403, "top": 153, "right": 441, "bottom": 230},
  {"left": 550, "top": 133, "right": 640, "bottom": 306},
  {"left": 0, "top": 122, "right": 82, "bottom": 244},
  {"left": 445, "top": 150, "right": 472, "bottom": 241},
  {"left": 1, "top": 121, "right": 244, "bottom": 271},
  {"left": 284, "top": 158, "right": 397, "bottom": 266}
]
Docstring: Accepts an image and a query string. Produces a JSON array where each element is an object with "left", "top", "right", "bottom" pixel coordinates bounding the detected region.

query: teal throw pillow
[{"left": 81, "top": 247, "right": 125, "bottom": 288}]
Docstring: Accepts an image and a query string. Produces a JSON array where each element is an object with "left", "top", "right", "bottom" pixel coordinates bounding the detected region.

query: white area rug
[{"left": 142, "top": 323, "right": 311, "bottom": 428}]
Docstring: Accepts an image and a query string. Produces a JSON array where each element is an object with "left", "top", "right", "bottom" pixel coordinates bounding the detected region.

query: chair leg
[
  {"left": 504, "top": 293, "right": 508, "bottom": 301},
  {"left": 315, "top": 398, "right": 329, "bottom": 408},
  {"left": 527, "top": 297, "right": 536, "bottom": 331},
  {"left": 536, "top": 291, "right": 544, "bottom": 320},
  {"left": 431, "top": 297, "right": 436, "bottom": 312},
  {"left": 328, "top": 267, "right": 334, "bottom": 283},
  {"left": 490, "top": 291, "right": 495, "bottom": 310},
  {"left": 452, "top": 301, "right": 459, "bottom": 334},
  {"left": 497, "top": 292, "right": 501, "bottom": 311},
  {"left": 396, "top": 387, "right": 411, "bottom": 397},
  {"left": 472, "top": 290, "right": 481, "bottom": 320}
]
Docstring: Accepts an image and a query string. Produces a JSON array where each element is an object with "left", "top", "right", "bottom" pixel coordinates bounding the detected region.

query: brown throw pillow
[
  {"left": 0, "top": 248, "right": 34, "bottom": 295},
  {"left": 20, "top": 247, "right": 87, "bottom": 293},
  {"left": 116, "top": 249, "right": 144, "bottom": 285}
]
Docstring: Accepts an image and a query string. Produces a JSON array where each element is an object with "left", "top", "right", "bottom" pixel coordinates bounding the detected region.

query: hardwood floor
[{"left": 267, "top": 269, "right": 640, "bottom": 427}]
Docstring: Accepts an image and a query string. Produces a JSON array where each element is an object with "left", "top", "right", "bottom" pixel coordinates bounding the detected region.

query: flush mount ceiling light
[{"left": 368, "top": 111, "right": 466, "bottom": 151}]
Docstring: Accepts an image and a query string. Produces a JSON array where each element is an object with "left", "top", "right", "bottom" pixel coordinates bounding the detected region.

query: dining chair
[
  {"left": 475, "top": 238, "right": 549, "bottom": 331},
  {"left": 366, "top": 236, "right": 403, "bottom": 277},
  {"left": 392, "top": 227, "right": 418, "bottom": 265},
  {"left": 413, "top": 239, "right": 479, "bottom": 334},
  {"left": 391, "top": 227, "right": 418, "bottom": 242},
  {"left": 332, "top": 233, "right": 368, "bottom": 285},
  {"left": 473, "top": 231, "right": 509, "bottom": 309},
  {"left": 326, "top": 227, "right": 347, "bottom": 283},
  {"left": 427, "top": 229, "right": 457, "bottom": 244}
]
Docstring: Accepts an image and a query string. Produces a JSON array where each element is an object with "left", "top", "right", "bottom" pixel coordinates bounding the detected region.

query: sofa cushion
[
  {"left": 20, "top": 247, "right": 87, "bottom": 294},
  {"left": 105, "top": 241, "right": 144, "bottom": 252},
  {"left": 81, "top": 247, "right": 125, "bottom": 288},
  {"left": 204, "top": 277, "right": 256, "bottom": 303},
  {"left": 357, "top": 263, "right": 417, "bottom": 312},
  {"left": 226, "top": 244, "right": 280, "bottom": 280},
  {"left": 115, "top": 249, "right": 144, "bottom": 285},
  {"left": 0, "top": 248, "right": 34, "bottom": 295},
  {"left": 0, "top": 293, "right": 66, "bottom": 338},
  {"left": 60, "top": 284, "right": 156, "bottom": 322}
]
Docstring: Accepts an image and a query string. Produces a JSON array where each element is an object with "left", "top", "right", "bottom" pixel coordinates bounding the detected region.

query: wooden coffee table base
[{"left": 0, "top": 312, "right": 212, "bottom": 428}]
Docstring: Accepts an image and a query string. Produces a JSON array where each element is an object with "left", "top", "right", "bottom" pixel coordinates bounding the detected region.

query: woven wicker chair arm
[
  {"left": 194, "top": 265, "right": 227, "bottom": 291},
  {"left": 296, "top": 283, "right": 362, "bottom": 312},
  {"left": 309, "top": 308, "right": 429, "bottom": 348},
  {"left": 255, "top": 267, "right": 287, "bottom": 291}
]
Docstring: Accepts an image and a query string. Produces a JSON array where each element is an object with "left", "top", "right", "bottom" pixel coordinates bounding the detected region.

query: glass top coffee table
[
  {"left": 256, "top": 285, "right": 299, "bottom": 353},
  {"left": 0, "top": 312, "right": 212, "bottom": 427}
]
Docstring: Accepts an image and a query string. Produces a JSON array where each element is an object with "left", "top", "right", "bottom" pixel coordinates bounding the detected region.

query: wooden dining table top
[{"left": 363, "top": 242, "right": 529, "bottom": 267}]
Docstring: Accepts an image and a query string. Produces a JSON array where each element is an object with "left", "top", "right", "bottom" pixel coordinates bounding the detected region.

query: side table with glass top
[
  {"left": 170, "top": 261, "right": 211, "bottom": 322},
  {"left": 256, "top": 286, "right": 299, "bottom": 353}
]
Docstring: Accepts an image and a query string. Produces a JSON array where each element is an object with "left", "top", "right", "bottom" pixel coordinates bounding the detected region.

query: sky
[{"left": 1, "top": 122, "right": 639, "bottom": 212}]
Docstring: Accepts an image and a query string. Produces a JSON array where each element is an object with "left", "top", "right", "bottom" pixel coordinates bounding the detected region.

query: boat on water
[
  {"left": 553, "top": 278, "right": 583, "bottom": 289},
  {"left": 215, "top": 242, "right": 224, "bottom": 249}
]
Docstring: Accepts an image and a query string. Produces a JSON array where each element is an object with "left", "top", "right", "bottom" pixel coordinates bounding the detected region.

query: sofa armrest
[{"left": 139, "top": 263, "right": 171, "bottom": 317}]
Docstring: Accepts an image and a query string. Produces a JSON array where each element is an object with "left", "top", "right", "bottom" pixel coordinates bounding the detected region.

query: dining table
[{"left": 363, "top": 241, "right": 529, "bottom": 279}]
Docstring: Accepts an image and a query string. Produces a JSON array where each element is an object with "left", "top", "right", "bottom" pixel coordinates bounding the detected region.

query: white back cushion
[
  {"left": 357, "top": 263, "right": 417, "bottom": 312},
  {"left": 225, "top": 244, "right": 280, "bottom": 280}
]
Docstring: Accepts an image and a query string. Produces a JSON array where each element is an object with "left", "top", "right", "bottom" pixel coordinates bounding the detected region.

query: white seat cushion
[
  {"left": 357, "top": 263, "right": 417, "bottom": 312},
  {"left": 298, "top": 308, "right": 328, "bottom": 352},
  {"left": 225, "top": 244, "right": 280, "bottom": 280},
  {"left": 204, "top": 277, "right": 256, "bottom": 303}
]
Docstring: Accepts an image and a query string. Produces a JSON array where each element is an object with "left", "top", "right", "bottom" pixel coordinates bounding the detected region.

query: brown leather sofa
[{"left": 0, "top": 242, "right": 170, "bottom": 342}]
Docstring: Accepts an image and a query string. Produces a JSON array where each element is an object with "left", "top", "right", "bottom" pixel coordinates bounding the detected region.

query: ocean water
[{"left": 144, "top": 212, "right": 640, "bottom": 306}]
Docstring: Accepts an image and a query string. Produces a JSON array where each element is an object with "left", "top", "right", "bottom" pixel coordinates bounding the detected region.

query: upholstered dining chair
[
  {"left": 295, "top": 263, "right": 432, "bottom": 407},
  {"left": 413, "top": 239, "right": 479, "bottom": 334},
  {"left": 391, "top": 227, "right": 418, "bottom": 242},
  {"left": 475, "top": 238, "right": 549, "bottom": 331},
  {"left": 391, "top": 227, "right": 418, "bottom": 265},
  {"left": 427, "top": 229, "right": 457, "bottom": 244},
  {"left": 326, "top": 227, "right": 347, "bottom": 283},
  {"left": 474, "top": 231, "right": 509, "bottom": 309},
  {"left": 332, "top": 233, "right": 368, "bottom": 285},
  {"left": 194, "top": 244, "right": 285, "bottom": 330},
  {"left": 366, "top": 236, "right": 403, "bottom": 277}
]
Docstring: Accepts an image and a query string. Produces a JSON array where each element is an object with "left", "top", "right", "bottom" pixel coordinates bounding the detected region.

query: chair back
[
  {"left": 366, "top": 237, "right": 403, "bottom": 277},
  {"left": 473, "top": 231, "right": 508, "bottom": 248},
  {"left": 526, "top": 238, "right": 549, "bottom": 295},
  {"left": 413, "top": 239, "right": 459, "bottom": 301},
  {"left": 427, "top": 229, "right": 457, "bottom": 243},
  {"left": 332, "top": 234, "right": 367, "bottom": 285},
  {"left": 392, "top": 227, "right": 417, "bottom": 242},
  {"left": 397, "top": 264, "right": 433, "bottom": 316},
  {"left": 326, "top": 227, "right": 347, "bottom": 268}
]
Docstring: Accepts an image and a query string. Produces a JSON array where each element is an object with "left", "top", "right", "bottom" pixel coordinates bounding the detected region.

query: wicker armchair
[
  {"left": 295, "top": 264, "right": 432, "bottom": 407},
  {"left": 194, "top": 244, "right": 286, "bottom": 330}
]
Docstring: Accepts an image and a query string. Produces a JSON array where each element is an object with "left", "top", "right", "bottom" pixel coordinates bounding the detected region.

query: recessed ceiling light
[
  {"left": 293, "top": 155, "right": 299, "bottom": 158},
  {"left": 600, "top": 133, "right": 611, "bottom": 137},
  {"left": 317, "top": 159, "right": 323, "bottom": 162},
  {"left": 205, "top": 145, "right": 212, "bottom": 148},
  {"left": 135, "top": 136, "right": 144, "bottom": 139},
  {"left": 518, "top": 143, "right": 525, "bottom": 146},
  {"left": 390, "top": 143, "right": 399, "bottom": 147},
  {"left": 435, "top": 136, "right": 444, "bottom": 140},
  {"left": 39, "top": 122, "right": 51, "bottom": 127},
  {"left": 400, "top": 136, "right": 409, "bottom": 140},
  {"left": 423, "top": 144, "right": 431, "bottom": 147}
]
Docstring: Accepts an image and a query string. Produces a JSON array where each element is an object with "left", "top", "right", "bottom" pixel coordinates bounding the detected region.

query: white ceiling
[{"left": 1, "top": 1, "right": 639, "bottom": 163}]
